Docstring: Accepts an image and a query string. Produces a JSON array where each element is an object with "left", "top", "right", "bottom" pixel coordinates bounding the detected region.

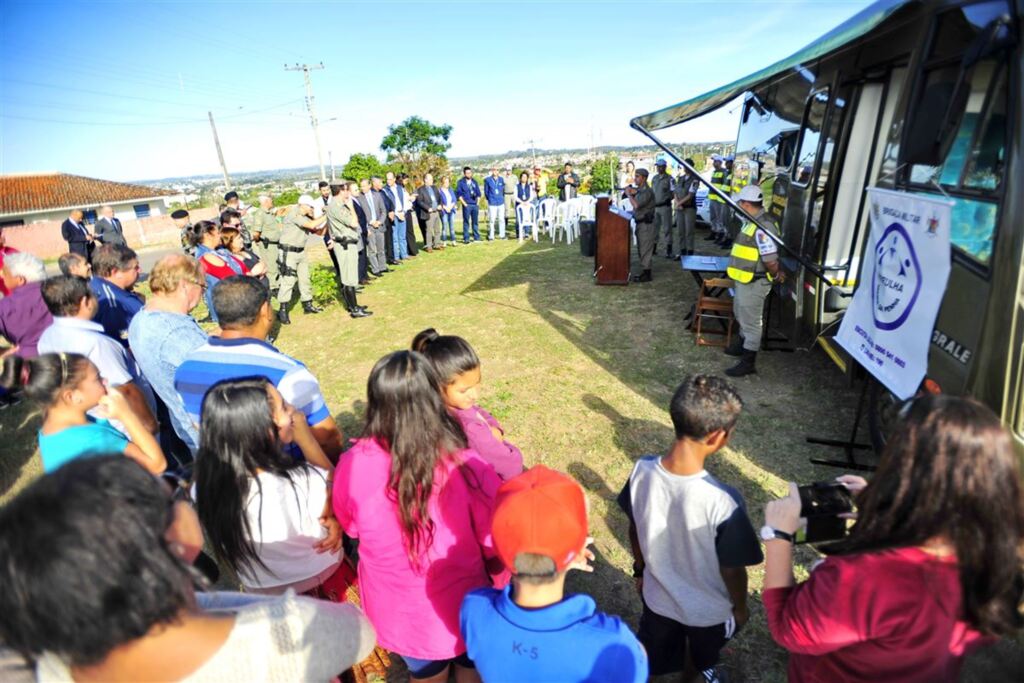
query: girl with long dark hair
[
  {"left": 1, "top": 352, "right": 165, "bottom": 474},
  {"left": 193, "top": 376, "right": 352, "bottom": 600},
  {"left": 333, "top": 351, "right": 505, "bottom": 683},
  {"left": 412, "top": 328, "right": 524, "bottom": 481},
  {"left": 761, "top": 395, "right": 1024, "bottom": 682}
]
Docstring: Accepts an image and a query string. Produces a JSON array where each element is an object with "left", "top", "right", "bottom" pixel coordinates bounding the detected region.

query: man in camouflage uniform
[
  {"left": 276, "top": 195, "right": 326, "bottom": 325},
  {"left": 651, "top": 158, "right": 675, "bottom": 258}
]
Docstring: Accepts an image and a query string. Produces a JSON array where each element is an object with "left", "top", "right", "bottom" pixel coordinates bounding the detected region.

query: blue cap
[
  {"left": 725, "top": 154, "right": 735, "bottom": 161},
  {"left": 711, "top": 154, "right": 723, "bottom": 161},
  {"left": 655, "top": 157, "right": 667, "bottom": 166}
]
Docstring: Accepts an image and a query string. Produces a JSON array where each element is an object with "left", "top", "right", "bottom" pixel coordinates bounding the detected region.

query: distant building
[{"left": 0, "top": 172, "right": 179, "bottom": 228}]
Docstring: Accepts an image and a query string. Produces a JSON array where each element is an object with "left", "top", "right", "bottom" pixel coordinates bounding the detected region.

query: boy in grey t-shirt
[{"left": 618, "top": 375, "right": 762, "bottom": 682}]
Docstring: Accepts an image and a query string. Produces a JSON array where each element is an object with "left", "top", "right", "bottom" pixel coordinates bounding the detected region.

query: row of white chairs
[{"left": 515, "top": 196, "right": 597, "bottom": 244}]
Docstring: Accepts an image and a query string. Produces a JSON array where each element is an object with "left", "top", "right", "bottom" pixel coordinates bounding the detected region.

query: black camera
[{"left": 796, "top": 482, "right": 854, "bottom": 544}]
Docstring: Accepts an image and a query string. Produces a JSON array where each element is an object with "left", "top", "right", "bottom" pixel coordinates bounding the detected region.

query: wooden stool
[{"left": 694, "top": 277, "right": 736, "bottom": 347}]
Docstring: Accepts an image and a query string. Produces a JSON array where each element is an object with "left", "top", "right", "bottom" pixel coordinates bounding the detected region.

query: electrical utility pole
[
  {"left": 208, "top": 111, "right": 232, "bottom": 190},
  {"left": 286, "top": 62, "right": 326, "bottom": 181},
  {"left": 329, "top": 150, "right": 335, "bottom": 182},
  {"left": 524, "top": 138, "right": 540, "bottom": 169}
]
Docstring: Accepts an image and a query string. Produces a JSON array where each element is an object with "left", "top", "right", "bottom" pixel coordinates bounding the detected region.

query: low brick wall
[{"left": 3, "top": 207, "right": 218, "bottom": 259}]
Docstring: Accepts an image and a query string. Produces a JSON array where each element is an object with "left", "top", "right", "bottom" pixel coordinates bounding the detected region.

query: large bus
[{"left": 632, "top": 0, "right": 1021, "bottom": 448}]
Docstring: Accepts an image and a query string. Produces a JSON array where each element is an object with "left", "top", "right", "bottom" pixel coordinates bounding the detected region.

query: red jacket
[
  {"left": 764, "top": 547, "right": 992, "bottom": 682},
  {"left": 0, "top": 247, "right": 18, "bottom": 297}
]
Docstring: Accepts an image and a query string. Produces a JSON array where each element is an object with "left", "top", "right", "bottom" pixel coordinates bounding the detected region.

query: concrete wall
[
  {"left": 2, "top": 207, "right": 218, "bottom": 259},
  {"left": 4, "top": 199, "right": 172, "bottom": 226}
]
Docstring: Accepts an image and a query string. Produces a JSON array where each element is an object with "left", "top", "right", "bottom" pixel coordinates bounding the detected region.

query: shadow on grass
[{"left": 0, "top": 401, "right": 42, "bottom": 503}]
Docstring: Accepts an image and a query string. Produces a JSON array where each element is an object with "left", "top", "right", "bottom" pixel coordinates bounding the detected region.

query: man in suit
[
  {"left": 383, "top": 172, "right": 410, "bottom": 263},
  {"left": 93, "top": 206, "right": 127, "bottom": 247},
  {"left": 358, "top": 179, "right": 388, "bottom": 277},
  {"left": 416, "top": 173, "right": 443, "bottom": 252},
  {"left": 371, "top": 176, "right": 395, "bottom": 264},
  {"left": 61, "top": 209, "right": 93, "bottom": 261},
  {"left": 348, "top": 181, "right": 371, "bottom": 285}
]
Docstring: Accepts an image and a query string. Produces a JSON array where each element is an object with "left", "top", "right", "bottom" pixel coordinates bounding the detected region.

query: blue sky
[{"left": 0, "top": 0, "right": 872, "bottom": 181}]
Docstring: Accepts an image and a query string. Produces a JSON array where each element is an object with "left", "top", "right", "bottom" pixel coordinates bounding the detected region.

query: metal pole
[
  {"left": 630, "top": 119, "right": 833, "bottom": 285},
  {"left": 286, "top": 63, "right": 326, "bottom": 181},
  {"left": 208, "top": 110, "right": 232, "bottom": 190},
  {"left": 329, "top": 151, "right": 335, "bottom": 182}
]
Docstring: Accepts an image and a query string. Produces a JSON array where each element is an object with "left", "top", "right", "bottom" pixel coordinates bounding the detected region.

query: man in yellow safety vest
[
  {"left": 706, "top": 154, "right": 730, "bottom": 246},
  {"left": 724, "top": 184, "right": 785, "bottom": 377}
]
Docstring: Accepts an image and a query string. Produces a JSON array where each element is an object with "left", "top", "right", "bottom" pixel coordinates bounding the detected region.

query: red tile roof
[{"left": 0, "top": 173, "right": 176, "bottom": 216}]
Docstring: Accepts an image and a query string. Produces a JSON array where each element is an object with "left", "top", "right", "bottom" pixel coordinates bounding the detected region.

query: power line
[{"left": 0, "top": 98, "right": 303, "bottom": 127}]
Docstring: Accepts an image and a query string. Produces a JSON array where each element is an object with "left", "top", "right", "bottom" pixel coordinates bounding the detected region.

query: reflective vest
[
  {"left": 727, "top": 213, "right": 779, "bottom": 284},
  {"left": 710, "top": 169, "right": 728, "bottom": 203},
  {"left": 731, "top": 174, "right": 749, "bottom": 197}
]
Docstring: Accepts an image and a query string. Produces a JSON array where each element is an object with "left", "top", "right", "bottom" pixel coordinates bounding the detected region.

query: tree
[
  {"left": 341, "top": 153, "right": 384, "bottom": 182},
  {"left": 380, "top": 116, "right": 453, "bottom": 181},
  {"left": 589, "top": 153, "right": 620, "bottom": 195},
  {"left": 273, "top": 189, "right": 300, "bottom": 207}
]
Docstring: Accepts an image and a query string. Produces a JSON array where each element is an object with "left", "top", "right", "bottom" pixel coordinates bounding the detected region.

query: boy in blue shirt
[
  {"left": 618, "top": 375, "right": 763, "bottom": 683},
  {"left": 461, "top": 465, "right": 648, "bottom": 683}
]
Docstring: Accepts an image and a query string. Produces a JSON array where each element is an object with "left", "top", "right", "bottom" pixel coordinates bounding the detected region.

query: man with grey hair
[
  {"left": 93, "top": 205, "right": 127, "bottom": 246},
  {"left": 0, "top": 252, "right": 53, "bottom": 359},
  {"left": 416, "top": 173, "right": 443, "bottom": 251}
]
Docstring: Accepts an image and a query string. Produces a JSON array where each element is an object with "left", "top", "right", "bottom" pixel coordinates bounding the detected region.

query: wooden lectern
[{"left": 594, "top": 197, "right": 631, "bottom": 285}]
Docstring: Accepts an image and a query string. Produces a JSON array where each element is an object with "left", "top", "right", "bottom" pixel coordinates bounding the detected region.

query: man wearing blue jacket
[
  {"left": 484, "top": 167, "right": 506, "bottom": 241},
  {"left": 456, "top": 166, "right": 482, "bottom": 244}
]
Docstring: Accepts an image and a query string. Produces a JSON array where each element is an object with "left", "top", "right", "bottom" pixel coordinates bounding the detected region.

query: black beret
[{"left": 171, "top": 209, "right": 189, "bottom": 219}]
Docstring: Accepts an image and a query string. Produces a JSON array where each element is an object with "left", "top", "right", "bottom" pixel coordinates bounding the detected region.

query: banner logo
[{"left": 872, "top": 223, "right": 921, "bottom": 331}]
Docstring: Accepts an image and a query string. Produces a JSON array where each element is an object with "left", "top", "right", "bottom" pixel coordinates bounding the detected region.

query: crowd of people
[{"left": 1, "top": 171, "right": 1023, "bottom": 683}]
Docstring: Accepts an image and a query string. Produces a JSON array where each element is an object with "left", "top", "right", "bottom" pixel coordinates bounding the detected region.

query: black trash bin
[{"left": 578, "top": 219, "right": 596, "bottom": 257}]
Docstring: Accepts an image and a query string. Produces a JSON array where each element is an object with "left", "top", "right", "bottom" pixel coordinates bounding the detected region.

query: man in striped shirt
[{"left": 173, "top": 276, "right": 341, "bottom": 466}]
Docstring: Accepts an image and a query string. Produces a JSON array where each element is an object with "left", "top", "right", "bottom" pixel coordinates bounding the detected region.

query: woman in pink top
[
  {"left": 333, "top": 350, "right": 507, "bottom": 683},
  {"left": 761, "top": 395, "right": 1023, "bottom": 683},
  {"left": 412, "top": 328, "right": 524, "bottom": 481}
]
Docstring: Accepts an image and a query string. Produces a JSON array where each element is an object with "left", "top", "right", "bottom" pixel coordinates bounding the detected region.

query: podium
[{"left": 594, "top": 197, "right": 631, "bottom": 285}]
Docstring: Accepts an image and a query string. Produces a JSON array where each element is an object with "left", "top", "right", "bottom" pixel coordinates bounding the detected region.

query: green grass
[{"left": 2, "top": 232, "right": 1021, "bottom": 681}]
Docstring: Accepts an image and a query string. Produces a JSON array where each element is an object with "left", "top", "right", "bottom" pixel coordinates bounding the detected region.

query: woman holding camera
[{"left": 761, "top": 395, "right": 1024, "bottom": 682}]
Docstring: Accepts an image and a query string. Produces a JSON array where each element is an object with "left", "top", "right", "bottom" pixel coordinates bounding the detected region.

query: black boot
[
  {"left": 724, "top": 335, "right": 745, "bottom": 357},
  {"left": 301, "top": 300, "right": 322, "bottom": 314},
  {"left": 344, "top": 287, "right": 372, "bottom": 318},
  {"left": 277, "top": 305, "right": 291, "bottom": 325},
  {"left": 725, "top": 350, "right": 757, "bottom": 377}
]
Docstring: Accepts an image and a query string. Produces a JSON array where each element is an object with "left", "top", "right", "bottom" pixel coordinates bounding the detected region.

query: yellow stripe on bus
[{"left": 817, "top": 337, "right": 848, "bottom": 373}]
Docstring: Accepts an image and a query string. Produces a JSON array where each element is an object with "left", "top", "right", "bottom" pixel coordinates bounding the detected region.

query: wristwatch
[{"left": 760, "top": 525, "right": 795, "bottom": 543}]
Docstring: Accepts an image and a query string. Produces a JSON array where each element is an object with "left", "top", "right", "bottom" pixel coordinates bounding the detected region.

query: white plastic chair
[
  {"left": 552, "top": 201, "right": 581, "bottom": 245},
  {"left": 516, "top": 203, "right": 538, "bottom": 243},
  {"left": 536, "top": 198, "right": 558, "bottom": 238}
]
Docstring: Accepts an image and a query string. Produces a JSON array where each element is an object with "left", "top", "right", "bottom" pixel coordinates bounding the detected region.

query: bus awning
[{"left": 631, "top": 0, "right": 915, "bottom": 132}]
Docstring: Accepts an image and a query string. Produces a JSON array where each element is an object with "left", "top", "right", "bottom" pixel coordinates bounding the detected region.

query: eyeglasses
[{"left": 187, "top": 279, "right": 208, "bottom": 291}]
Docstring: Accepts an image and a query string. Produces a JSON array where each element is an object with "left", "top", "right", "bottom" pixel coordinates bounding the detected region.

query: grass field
[{"left": 1, "top": 233, "right": 1021, "bottom": 681}]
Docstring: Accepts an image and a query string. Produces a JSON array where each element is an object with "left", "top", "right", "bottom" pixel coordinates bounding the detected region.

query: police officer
[
  {"left": 724, "top": 184, "right": 785, "bottom": 377},
  {"left": 673, "top": 159, "right": 699, "bottom": 257},
  {"left": 171, "top": 209, "right": 193, "bottom": 256},
  {"left": 651, "top": 158, "right": 675, "bottom": 259},
  {"left": 249, "top": 194, "right": 280, "bottom": 294},
  {"left": 223, "top": 191, "right": 252, "bottom": 248},
  {"left": 326, "top": 183, "right": 372, "bottom": 319},
  {"left": 718, "top": 155, "right": 737, "bottom": 248},
  {"left": 627, "top": 168, "right": 656, "bottom": 282},
  {"left": 276, "top": 195, "right": 327, "bottom": 325},
  {"left": 707, "top": 154, "right": 729, "bottom": 244}
]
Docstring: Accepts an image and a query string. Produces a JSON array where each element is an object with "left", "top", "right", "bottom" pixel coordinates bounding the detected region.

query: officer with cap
[
  {"left": 724, "top": 184, "right": 784, "bottom": 376},
  {"left": 171, "top": 209, "right": 193, "bottom": 256},
  {"left": 276, "top": 195, "right": 327, "bottom": 325},
  {"left": 248, "top": 194, "right": 281, "bottom": 295},
  {"left": 223, "top": 191, "right": 252, "bottom": 248},
  {"left": 707, "top": 155, "right": 729, "bottom": 244},
  {"left": 626, "top": 168, "right": 656, "bottom": 282},
  {"left": 651, "top": 158, "right": 675, "bottom": 259}
]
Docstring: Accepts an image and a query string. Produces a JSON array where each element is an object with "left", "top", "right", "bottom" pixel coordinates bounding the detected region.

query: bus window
[
  {"left": 793, "top": 90, "right": 829, "bottom": 186},
  {"left": 962, "top": 66, "right": 1006, "bottom": 191},
  {"left": 911, "top": 60, "right": 1000, "bottom": 187}
]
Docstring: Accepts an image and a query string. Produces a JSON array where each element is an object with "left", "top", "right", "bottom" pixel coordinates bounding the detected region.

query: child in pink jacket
[{"left": 412, "top": 328, "right": 524, "bottom": 481}]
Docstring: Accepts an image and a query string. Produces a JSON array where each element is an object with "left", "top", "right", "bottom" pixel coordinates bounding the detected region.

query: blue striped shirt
[{"left": 174, "top": 337, "right": 331, "bottom": 433}]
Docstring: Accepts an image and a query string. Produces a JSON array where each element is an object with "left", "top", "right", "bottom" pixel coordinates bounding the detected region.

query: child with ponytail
[
  {"left": 412, "top": 328, "right": 524, "bottom": 481},
  {"left": 1, "top": 352, "right": 165, "bottom": 474}
]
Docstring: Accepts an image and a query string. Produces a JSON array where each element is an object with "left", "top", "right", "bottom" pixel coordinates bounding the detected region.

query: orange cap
[{"left": 492, "top": 465, "right": 588, "bottom": 574}]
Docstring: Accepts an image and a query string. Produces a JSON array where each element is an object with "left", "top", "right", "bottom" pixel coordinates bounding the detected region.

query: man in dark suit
[
  {"left": 371, "top": 176, "right": 395, "bottom": 264},
  {"left": 358, "top": 178, "right": 388, "bottom": 277},
  {"left": 348, "top": 181, "right": 370, "bottom": 285},
  {"left": 60, "top": 209, "right": 93, "bottom": 260},
  {"left": 93, "top": 205, "right": 127, "bottom": 247},
  {"left": 416, "top": 173, "right": 443, "bottom": 252}
]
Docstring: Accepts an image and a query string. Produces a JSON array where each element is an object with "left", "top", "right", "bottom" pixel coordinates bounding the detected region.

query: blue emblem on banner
[{"left": 872, "top": 222, "right": 922, "bottom": 331}]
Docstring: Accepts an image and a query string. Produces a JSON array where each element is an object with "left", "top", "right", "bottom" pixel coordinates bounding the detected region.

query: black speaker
[{"left": 578, "top": 219, "right": 596, "bottom": 257}]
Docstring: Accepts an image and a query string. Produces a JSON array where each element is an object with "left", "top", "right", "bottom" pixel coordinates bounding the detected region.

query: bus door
[{"left": 815, "top": 68, "right": 908, "bottom": 370}]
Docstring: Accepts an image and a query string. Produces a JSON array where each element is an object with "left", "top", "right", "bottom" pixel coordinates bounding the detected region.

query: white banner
[{"left": 835, "top": 188, "right": 953, "bottom": 400}]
